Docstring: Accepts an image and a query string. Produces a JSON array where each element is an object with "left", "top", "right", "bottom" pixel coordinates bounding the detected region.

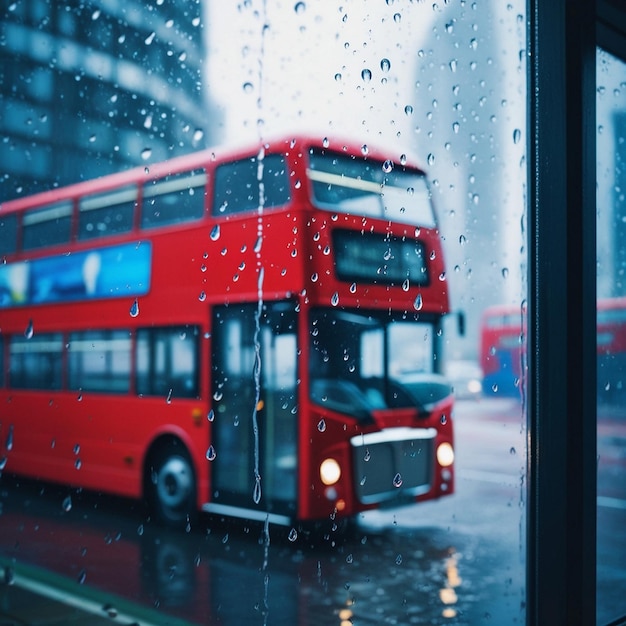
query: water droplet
[
  {"left": 137, "top": 524, "right": 144, "bottom": 536},
  {"left": 393, "top": 473, "right": 403, "bottom": 487},
  {"left": 440, "top": 414, "right": 447, "bottom": 425},
  {"left": 393, "top": 12, "right": 401, "bottom": 22},
  {"left": 207, "top": 409, "right": 215, "bottom": 422},
  {"left": 449, "top": 59, "right": 458, "bottom": 72},
  {"left": 0, "top": 457, "right": 7, "bottom": 471},
  {"left": 502, "top": 267, "right": 509, "bottom": 279},
  {"left": 75, "top": 459, "right": 82, "bottom": 470},
  {"left": 350, "top": 282, "right": 357, "bottom": 293},
  {"left": 253, "top": 477, "right": 262, "bottom": 504},
  {"left": 427, "top": 153, "right": 435, "bottom": 166},
  {"left": 361, "top": 68, "right": 372, "bottom": 82},
  {"left": 73, "top": 443, "right": 80, "bottom": 455},
  {"left": 364, "top": 448, "right": 370, "bottom": 462},
  {"left": 459, "top": 234, "right": 467, "bottom": 245},
  {"left": 382, "top": 159, "right": 394, "bottom": 173},
  {"left": 402, "top": 278, "right": 410, "bottom": 291},
  {"left": 199, "top": 290, "right": 206, "bottom": 302},
  {"left": 77, "top": 569, "right": 86, "bottom": 585},
  {"left": 129, "top": 299, "right": 139, "bottom": 318},
  {"left": 24, "top": 320, "right": 34, "bottom": 339},
  {"left": 513, "top": 128, "right": 522, "bottom": 144},
  {"left": 288, "top": 528, "right": 298, "bottom": 541},
  {"left": 414, "top": 294, "right": 423, "bottom": 311},
  {"left": 311, "top": 272, "right": 318, "bottom": 282},
  {"left": 395, "top": 554, "right": 403, "bottom": 565},
  {"left": 510, "top": 447, "right": 517, "bottom": 455},
  {"left": 62, "top": 495, "right": 72, "bottom": 512},
  {"left": 210, "top": 224, "right": 220, "bottom": 241},
  {"left": 193, "top": 129, "right": 204, "bottom": 143},
  {"left": 317, "top": 419, "right": 326, "bottom": 432},
  {"left": 380, "top": 58, "right": 391, "bottom": 72},
  {"left": 346, "top": 553, "right": 353, "bottom": 564},
  {"left": 141, "top": 148, "right": 152, "bottom": 160},
  {"left": 206, "top": 445, "right": 217, "bottom": 461},
  {"left": 145, "top": 31, "right": 156, "bottom": 45},
  {"left": 294, "top": 1, "right": 305, "bottom": 13},
  {"left": 166, "top": 389, "right": 173, "bottom": 404},
  {"left": 4, "top": 424, "right": 13, "bottom": 452},
  {"left": 331, "top": 292, "right": 339, "bottom": 307}
]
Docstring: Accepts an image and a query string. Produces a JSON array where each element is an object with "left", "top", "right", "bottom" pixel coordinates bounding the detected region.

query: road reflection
[{"left": 0, "top": 398, "right": 534, "bottom": 625}]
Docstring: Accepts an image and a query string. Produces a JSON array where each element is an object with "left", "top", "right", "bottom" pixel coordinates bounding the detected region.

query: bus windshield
[
  {"left": 309, "top": 308, "right": 450, "bottom": 420},
  {"left": 307, "top": 148, "right": 436, "bottom": 227}
]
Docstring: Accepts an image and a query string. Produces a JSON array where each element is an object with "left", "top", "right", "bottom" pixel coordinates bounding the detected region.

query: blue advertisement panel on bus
[{"left": 0, "top": 242, "right": 151, "bottom": 307}]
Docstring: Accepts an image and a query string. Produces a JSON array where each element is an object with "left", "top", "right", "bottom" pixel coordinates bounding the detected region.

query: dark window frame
[{"left": 529, "top": 1, "right": 626, "bottom": 624}]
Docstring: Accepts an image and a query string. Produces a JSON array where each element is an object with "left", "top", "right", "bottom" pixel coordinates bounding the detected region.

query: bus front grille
[{"left": 350, "top": 427, "right": 436, "bottom": 505}]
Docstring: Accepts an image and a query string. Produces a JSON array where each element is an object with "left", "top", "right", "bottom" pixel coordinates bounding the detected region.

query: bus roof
[{"left": 0, "top": 134, "right": 427, "bottom": 215}]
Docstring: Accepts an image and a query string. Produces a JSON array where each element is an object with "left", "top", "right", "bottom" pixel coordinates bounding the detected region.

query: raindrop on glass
[
  {"left": 206, "top": 445, "right": 217, "bottom": 461},
  {"left": 513, "top": 128, "right": 522, "bottom": 144},
  {"left": 414, "top": 294, "right": 423, "bottom": 311},
  {"left": 294, "top": 1, "right": 305, "bottom": 13},
  {"left": 393, "top": 473, "right": 403, "bottom": 488},
  {"left": 166, "top": 389, "right": 173, "bottom": 404},
  {"left": 62, "top": 495, "right": 72, "bottom": 512},
  {"left": 402, "top": 278, "right": 410, "bottom": 291},
  {"left": 317, "top": 419, "right": 326, "bottom": 432},
  {"left": 198, "top": 290, "right": 206, "bottom": 302},
  {"left": 361, "top": 68, "right": 372, "bottom": 82},
  {"left": 24, "top": 320, "right": 34, "bottom": 339},
  {"left": 288, "top": 528, "right": 298, "bottom": 542},
  {"left": 382, "top": 159, "right": 393, "bottom": 173},
  {"left": 210, "top": 224, "right": 221, "bottom": 241},
  {"left": 207, "top": 409, "right": 215, "bottom": 422},
  {"left": 331, "top": 292, "right": 339, "bottom": 307},
  {"left": 140, "top": 148, "right": 152, "bottom": 160},
  {"left": 129, "top": 299, "right": 139, "bottom": 318},
  {"left": 380, "top": 58, "right": 391, "bottom": 72},
  {"left": 5, "top": 425, "right": 13, "bottom": 451}
]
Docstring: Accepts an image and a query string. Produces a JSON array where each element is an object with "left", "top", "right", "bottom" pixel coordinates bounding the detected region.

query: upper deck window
[
  {"left": 141, "top": 170, "right": 206, "bottom": 229},
  {"left": 308, "top": 149, "right": 436, "bottom": 228},
  {"left": 79, "top": 186, "right": 137, "bottom": 240},
  {"left": 0, "top": 213, "right": 18, "bottom": 256},
  {"left": 213, "top": 154, "right": 291, "bottom": 215},
  {"left": 22, "top": 201, "right": 73, "bottom": 250}
]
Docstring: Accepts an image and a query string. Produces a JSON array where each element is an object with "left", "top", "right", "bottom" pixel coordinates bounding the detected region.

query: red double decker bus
[{"left": 0, "top": 135, "right": 455, "bottom": 528}]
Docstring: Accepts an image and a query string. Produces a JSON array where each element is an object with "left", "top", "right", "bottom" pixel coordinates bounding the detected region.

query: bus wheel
[{"left": 147, "top": 442, "right": 196, "bottom": 529}]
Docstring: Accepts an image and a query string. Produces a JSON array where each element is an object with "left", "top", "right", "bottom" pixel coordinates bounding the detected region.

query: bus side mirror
[{"left": 457, "top": 311, "right": 466, "bottom": 337}]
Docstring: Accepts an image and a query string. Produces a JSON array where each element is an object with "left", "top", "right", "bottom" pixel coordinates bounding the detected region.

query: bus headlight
[
  {"left": 320, "top": 458, "right": 341, "bottom": 486},
  {"left": 437, "top": 442, "right": 455, "bottom": 467}
]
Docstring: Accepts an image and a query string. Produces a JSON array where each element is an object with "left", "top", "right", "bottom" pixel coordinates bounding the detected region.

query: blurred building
[{"left": 0, "top": 0, "right": 216, "bottom": 201}]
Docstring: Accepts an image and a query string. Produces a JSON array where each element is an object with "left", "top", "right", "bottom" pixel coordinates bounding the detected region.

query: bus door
[{"left": 210, "top": 302, "right": 298, "bottom": 522}]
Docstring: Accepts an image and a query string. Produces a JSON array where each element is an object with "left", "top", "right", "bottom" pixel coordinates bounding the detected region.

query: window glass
[
  {"left": 9, "top": 332, "right": 63, "bottom": 389},
  {"left": 68, "top": 330, "right": 131, "bottom": 393},
  {"left": 78, "top": 186, "right": 137, "bottom": 239},
  {"left": 141, "top": 171, "right": 206, "bottom": 229},
  {"left": 213, "top": 154, "right": 290, "bottom": 215},
  {"left": 136, "top": 326, "right": 199, "bottom": 398},
  {"left": 22, "top": 202, "right": 72, "bottom": 250},
  {"left": 595, "top": 47, "right": 626, "bottom": 624},
  {"left": 308, "top": 148, "right": 436, "bottom": 227},
  {"left": 0, "top": 213, "right": 18, "bottom": 256}
]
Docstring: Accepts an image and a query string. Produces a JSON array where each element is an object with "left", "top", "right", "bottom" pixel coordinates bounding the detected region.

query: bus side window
[
  {"left": 141, "top": 171, "right": 206, "bottom": 230},
  {"left": 22, "top": 202, "right": 73, "bottom": 251},
  {"left": 78, "top": 187, "right": 137, "bottom": 240},
  {"left": 135, "top": 326, "right": 199, "bottom": 398},
  {"left": 213, "top": 154, "right": 291, "bottom": 216},
  {"left": 68, "top": 330, "right": 131, "bottom": 394},
  {"left": 9, "top": 333, "right": 63, "bottom": 390},
  {"left": 0, "top": 214, "right": 18, "bottom": 256}
]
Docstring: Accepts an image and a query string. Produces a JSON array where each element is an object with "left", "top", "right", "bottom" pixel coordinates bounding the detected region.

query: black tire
[{"left": 146, "top": 442, "right": 196, "bottom": 529}]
